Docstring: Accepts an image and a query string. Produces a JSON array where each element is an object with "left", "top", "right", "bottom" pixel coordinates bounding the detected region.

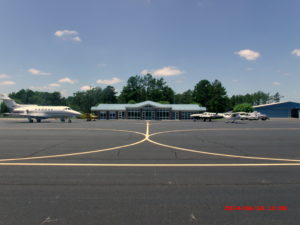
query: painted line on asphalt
[
  {"left": 0, "top": 127, "right": 145, "bottom": 136},
  {"left": 149, "top": 127, "right": 300, "bottom": 137},
  {"left": 0, "top": 129, "right": 147, "bottom": 162},
  {"left": 0, "top": 163, "right": 300, "bottom": 167},
  {"left": 148, "top": 137, "right": 300, "bottom": 162}
]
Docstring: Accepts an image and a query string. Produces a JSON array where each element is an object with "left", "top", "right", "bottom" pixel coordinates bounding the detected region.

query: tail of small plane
[{"left": 0, "top": 94, "right": 20, "bottom": 110}]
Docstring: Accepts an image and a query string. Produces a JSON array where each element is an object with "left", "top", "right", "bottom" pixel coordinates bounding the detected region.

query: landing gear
[
  {"left": 36, "top": 118, "right": 41, "bottom": 123},
  {"left": 60, "top": 118, "right": 65, "bottom": 123},
  {"left": 28, "top": 118, "right": 33, "bottom": 123},
  {"left": 68, "top": 118, "right": 72, "bottom": 123}
]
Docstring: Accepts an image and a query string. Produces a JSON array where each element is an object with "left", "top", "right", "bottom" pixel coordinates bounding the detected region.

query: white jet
[{"left": 0, "top": 94, "right": 81, "bottom": 123}]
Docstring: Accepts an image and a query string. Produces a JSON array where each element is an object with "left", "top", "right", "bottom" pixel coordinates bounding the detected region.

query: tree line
[{"left": 1, "top": 74, "right": 282, "bottom": 113}]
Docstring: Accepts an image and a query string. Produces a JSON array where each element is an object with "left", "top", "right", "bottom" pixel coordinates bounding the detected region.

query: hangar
[
  {"left": 253, "top": 101, "right": 300, "bottom": 118},
  {"left": 91, "top": 100, "right": 205, "bottom": 120}
]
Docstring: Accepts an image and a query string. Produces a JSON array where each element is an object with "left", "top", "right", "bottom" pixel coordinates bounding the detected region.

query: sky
[{"left": 0, "top": 0, "right": 300, "bottom": 101}]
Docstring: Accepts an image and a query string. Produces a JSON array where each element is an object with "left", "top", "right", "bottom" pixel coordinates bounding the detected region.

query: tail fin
[{"left": 0, "top": 94, "right": 19, "bottom": 110}]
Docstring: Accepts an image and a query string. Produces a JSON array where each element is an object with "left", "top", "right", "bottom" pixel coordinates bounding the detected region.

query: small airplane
[
  {"left": 224, "top": 113, "right": 242, "bottom": 123},
  {"left": 190, "top": 112, "right": 223, "bottom": 122},
  {"left": 80, "top": 113, "right": 98, "bottom": 121},
  {"left": 0, "top": 94, "right": 81, "bottom": 123}
]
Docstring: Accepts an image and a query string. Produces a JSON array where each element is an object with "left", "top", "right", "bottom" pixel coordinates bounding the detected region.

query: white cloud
[
  {"left": 96, "top": 77, "right": 122, "bottom": 85},
  {"left": 0, "top": 81, "right": 15, "bottom": 86},
  {"left": 54, "top": 30, "right": 78, "bottom": 37},
  {"left": 272, "top": 81, "right": 281, "bottom": 86},
  {"left": 141, "top": 66, "right": 184, "bottom": 77},
  {"left": 30, "top": 82, "right": 61, "bottom": 91},
  {"left": 80, "top": 85, "right": 92, "bottom": 91},
  {"left": 232, "top": 79, "right": 239, "bottom": 83},
  {"left": 235, "top": 49, "right": 260, "bottom": 61},
  {"left": 49, "top": 83, "right": 60, "bottom": 87},
  {"left": 0, "top": 74, "right": 11, "bottom": 79},
  {"left": 54, "top": 29, "right": 81, "bottom": 42},
  {"left": 27, "top": 68, "right": 51, "bottom": 76},
  {"left": 58, "top": 77, "right": 77, "bottom": 84},
  {"left": 30, "top": 86, "right": 51, "bottom": 91},
  {"left": 291, "top": 49, "right": 300, "bottom": 57},
  {"left": 72, "top": 36, "right": 81, "bottom": 42},
  {"left": 246, "top": 67, "right": 253, "bottom": 71}
]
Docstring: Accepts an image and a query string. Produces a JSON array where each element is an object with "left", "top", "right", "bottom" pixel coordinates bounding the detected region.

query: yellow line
[
  {"left": 150, "top": 127, "right": 300, "bottom": 137},
  {"left": 0, "top": 163, "right": 300, "bottom": 167},
  {"left": 146, "top": 121, "right": 150, "bottom": 139},
  {"left": 0, "top": 137, "right": 147, "bottom": 162},
  {"left": 0, "top": 121, "right": 150, "bottom": 162},
  {"left": 0, "top": 127, "right": 145, "bottom": 136},
  {"left": 148, "top": 138, "right": 300, "bottom": 162}
]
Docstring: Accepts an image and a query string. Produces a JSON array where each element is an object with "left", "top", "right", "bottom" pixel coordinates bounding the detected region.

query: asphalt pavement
[{"left": 0, "top": 118, "right": 300, "bottom": 225}]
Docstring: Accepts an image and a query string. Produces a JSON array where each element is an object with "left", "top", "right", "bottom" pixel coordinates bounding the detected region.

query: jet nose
[{"left": 71, "top": 110, "right": 81, "bottom": 116}]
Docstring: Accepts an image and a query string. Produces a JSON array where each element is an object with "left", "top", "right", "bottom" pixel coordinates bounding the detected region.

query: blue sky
[{"left": 1, "top": 0, "right": 300, "bottom": 101}]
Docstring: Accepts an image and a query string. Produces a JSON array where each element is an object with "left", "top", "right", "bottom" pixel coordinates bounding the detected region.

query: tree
[
  {"left": 272, "top": 92, "right": 282, "bottom": 103},
  {"left": 0, "top": 102, "right": 9, "bottom": 113},
  {"left": 101, "top": 86, "right": 117, "bottom": 103},
  {"left": 178, "top": 90, "right": 193, "bottom": 104},
  {"left": 193, "top": 79, "right": 229, "bottom": 112},
  {"left": 233, "top": 103, "right": 254, "bottom": 112},
  {"left": 118, "top": 74, "right": 175, "bottom": 103},
  {"left": 193, "top": 80, "right": 212, "bottom": 107}
]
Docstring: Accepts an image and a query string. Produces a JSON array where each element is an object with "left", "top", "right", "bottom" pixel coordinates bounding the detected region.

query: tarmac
[{"left": 0, "top": 118, "right": 300, "bottom": 225}]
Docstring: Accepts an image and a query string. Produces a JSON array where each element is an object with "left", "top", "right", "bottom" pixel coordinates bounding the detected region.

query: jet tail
[{"left": 0, "top": 94, "right": 20, "bottom": 110}]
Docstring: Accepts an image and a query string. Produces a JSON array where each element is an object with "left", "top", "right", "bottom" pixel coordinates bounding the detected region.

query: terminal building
[
  {"left": 253, "top": 101, "right": 300, "bottom": 118},
  {"left": 91, "top": 100, "right": 205, "bottom": 120}
]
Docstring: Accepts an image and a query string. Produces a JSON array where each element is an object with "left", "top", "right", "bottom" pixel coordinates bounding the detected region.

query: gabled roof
[
  {"left": 253, "top": 101, "right": 300, "bottom": 108},
  {"left": 128, "top": 100, "right": 169, "bottom": 108},
  {"left": 91, "top": 100, "right": 206, "bottom": 111}
]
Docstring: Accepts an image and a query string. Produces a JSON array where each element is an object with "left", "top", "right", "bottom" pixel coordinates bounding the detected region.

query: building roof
[
  {"left": 91, "top": 100, "right": 206, "bottom": 111},
  {"left": 253, "top": 101, "right": 300, "bottom": 108}
]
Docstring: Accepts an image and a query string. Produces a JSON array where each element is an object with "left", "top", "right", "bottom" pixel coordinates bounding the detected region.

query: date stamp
[{"left": 224, "top": 206, "right": 288, "bottom": 211}]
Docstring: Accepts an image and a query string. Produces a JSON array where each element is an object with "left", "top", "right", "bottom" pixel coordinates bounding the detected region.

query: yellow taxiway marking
[
  {"left": 0, "top": 137, "right": 147, "bottom": 162},
  {"left": 1, "top": 121, "right": 300, "bottom": 164},
  {"left": 148, "top": 137, "right": 300, "bottom": 162},
  {"left": 0, "top": 127, "right": 145, "bottom": 136},
  {"left": 149, "top": 127, "right": 300, "bottom": 137},
  {"left": 0, "top": 163, "right": 300, "bottom": 167}
]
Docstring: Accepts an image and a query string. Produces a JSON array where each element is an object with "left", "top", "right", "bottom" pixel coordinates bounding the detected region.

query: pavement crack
[{"left": 27, "top": 142, "right": 64, "bottom": 157}]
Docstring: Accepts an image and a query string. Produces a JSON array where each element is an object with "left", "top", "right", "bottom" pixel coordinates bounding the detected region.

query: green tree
[
  {"left": 272, "top": 92, "right": 282, "bottom": 103},
  {"left": 101, "top": 86, "right": 117, "bottom": 103},
  {"left": 193, "top": 79, "right": 229, "bottom": 112},
  {"left": 118, "top": 74, "right": 175, "bottom": 103},
  {"left": 193, "top": 80, "right": 212, "bottom": 107},
  {"left": 0, "top": 102, "right": 9, "bottom": 113},
  {"left": 233, "top": 103, "right": 254, "bottom": 112}
]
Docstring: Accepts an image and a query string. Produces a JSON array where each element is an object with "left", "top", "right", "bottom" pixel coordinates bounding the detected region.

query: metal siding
[{"left": 254, "top": 102, "right": 300, "bottom": 118}]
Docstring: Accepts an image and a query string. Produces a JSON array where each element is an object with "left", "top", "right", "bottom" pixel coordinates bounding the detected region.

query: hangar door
[{"left": 291, "top": 109, "right": 300, "bottom": 118}]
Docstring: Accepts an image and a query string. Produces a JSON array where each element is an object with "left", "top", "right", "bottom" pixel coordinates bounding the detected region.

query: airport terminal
[{"left": 91, "top": 100, "right": 206, "bottom": 120}]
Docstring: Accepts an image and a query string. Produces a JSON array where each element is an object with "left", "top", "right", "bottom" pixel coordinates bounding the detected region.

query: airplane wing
[{"left": 19, "top": 112, "right": 49, "bottom": 119}]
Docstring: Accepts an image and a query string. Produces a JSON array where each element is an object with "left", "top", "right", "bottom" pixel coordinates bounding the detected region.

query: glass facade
[
  {"left": 128, "top": 109, "right": 140, "bottom": 120},
  {"left": 181, "top": 112, "right": 194, "bottom": 120},
  {"left": 92, "top": 101, "right": 204, "bottom": 120},
  {"left": 99, "top": 111, "right": 107, "bottom": 120}
]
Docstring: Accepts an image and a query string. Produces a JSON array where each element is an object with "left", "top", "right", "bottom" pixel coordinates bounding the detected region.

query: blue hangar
[{"left": 253, "top": 101, "right": 300, "bottom": 118}]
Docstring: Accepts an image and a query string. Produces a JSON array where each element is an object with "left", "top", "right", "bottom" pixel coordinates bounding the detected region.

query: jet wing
[{"left": 19, "top": 112, "right": 49, "bottom": 119}]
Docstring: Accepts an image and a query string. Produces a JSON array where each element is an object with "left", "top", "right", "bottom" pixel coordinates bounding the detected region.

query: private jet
[{"left": 0, "top": 94, "right": 81, "bottom": 123}]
